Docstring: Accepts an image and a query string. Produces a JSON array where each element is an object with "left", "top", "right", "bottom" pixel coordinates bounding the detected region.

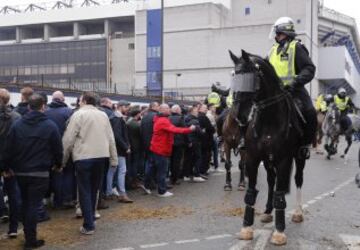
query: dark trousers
[
  {"left": 294, "top": 91, "right": 317, "bottom": 145},
  {"left": 16, "top": 176, "right": 49, "bottom": 244},
  {"left": 170, "top": 146, "right": 184, "bottom": 183},
  {"left": 144, "top": 151, "right": 156, "bottom": 188},
  {"left": 4, "top": 176, "right": 21, "bottom": 233},
  {"left": 183, "top": 142, "right": 202, "bottom": 177},
  {"left": 0, "top": 179, "right": 6, "bottom": 216},
  {"left": 152, "top": 153, "right": 169, "bottom": 194},
  {"left": 128, "top": 151, "right": 144, "bottom": 181},
  {"left": 201, "top": 146, "right": 212, "bottom": 174},
  {"left": 75, "top": 158, "right": 107, "bottom": 231}
]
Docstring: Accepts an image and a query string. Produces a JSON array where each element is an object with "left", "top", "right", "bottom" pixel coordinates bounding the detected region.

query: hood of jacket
[
  {"left": 48, "top": 100, "right": 68, "bottom": 109},
  {"left": 22, "top": 111, "right": 48, "bottom": 125}
]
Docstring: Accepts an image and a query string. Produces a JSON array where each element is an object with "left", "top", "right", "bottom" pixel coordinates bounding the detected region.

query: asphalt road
[{"left": 1, "top": 140, "right": 360, "bottom": 250}]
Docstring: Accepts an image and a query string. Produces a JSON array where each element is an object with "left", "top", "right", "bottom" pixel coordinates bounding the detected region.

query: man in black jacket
[
  {"left": 169, "top": 105, "right": 186, "bottom": 185},
  {"left": 183, "top": 106, "right": 206, "bottom": 182},
  {"left": 3, "top": 93, "right": 63, "bottom": 249},
  {"left": 140, "top": 102, "right": 159, "bottom": 191},
  {"left": 198, "top": 104, "right": 215, "bottom": 176},
  {"left": 0, "top": 88, "right": 21, "bottom": 238},
  {"left": 45, "top": 91, "right": 74, "bottom": 209}
]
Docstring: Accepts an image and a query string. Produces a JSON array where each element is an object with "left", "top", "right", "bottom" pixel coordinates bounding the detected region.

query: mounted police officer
[
  {"left": 315, "top": 94, "right": 333, "bottom": 114},
  {"left": 334, "top": 87, "right": 354, "bottom": 133},
  {"left": 268, "top": 16, "right": 317, "bottom": 159}
]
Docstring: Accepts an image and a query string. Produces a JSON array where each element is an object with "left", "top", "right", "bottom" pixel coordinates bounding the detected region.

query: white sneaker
[
  {"left": 80, "top": 226, "right": 95, "bottom": 235},
  {"left": 157, "top": 191, "right": 173, "bottom": 198},
  {"left": 193, "top": 177, "right": 206, "bottom": 183},
  {"left": 144, "top": 188, "right": 152, "bottom": 195},
  {"left": 95, "top": 211, "right": 101, "bottom": 219},
  {"left": 183, "top": 177, "right": 192, "bottom": 182},
  {"left": 112, "top": 188, "right": 120, "bottom": 197},
  {"left": 76, "top": 207, "right": 82, "bottom": 218}
]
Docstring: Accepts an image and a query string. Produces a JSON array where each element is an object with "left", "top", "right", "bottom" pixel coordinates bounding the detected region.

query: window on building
[
  {"left": 245, "top": 7, "right": 250, "bottom": 15},
  {"left": 128, "top": 43, "right": 135, "bottom": 50}
]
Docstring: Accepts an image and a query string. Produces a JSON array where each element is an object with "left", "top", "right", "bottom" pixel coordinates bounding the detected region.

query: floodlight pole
[{"left": 160, "top": 0, "right": 164, "bottom": 103}]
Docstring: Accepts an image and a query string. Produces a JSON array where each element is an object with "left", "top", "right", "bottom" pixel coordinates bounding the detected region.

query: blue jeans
[
  {"left": 145, "top": 153, "right": 169, "bottom": 195},
  {"left": 3, "top": 176, "right": 21, "bottom": 233},
  {"left": 75, "top": 158, "right": 107, "bottom": 231},
  {"left": 106, "top": 156, "right": 127, "bottom": 195},
  {"left": 212, "top": 136, "right": 219, "bottom": 169}
]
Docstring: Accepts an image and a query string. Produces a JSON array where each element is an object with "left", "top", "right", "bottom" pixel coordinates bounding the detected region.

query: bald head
[
  {"left": 0, "top": 88, "right": 10, "bottom": 105},
  {"left": 159, "top": 103, "right": 170, "bottom": 116},
  {"left": 100, "top": 97, "right": 112, "bottom": 109},
  {"left": 171, "top": 104, "right": 181, "bottom": 114},
  {"left": 52, "top": 91, "right": 65, "bottom": 102}
]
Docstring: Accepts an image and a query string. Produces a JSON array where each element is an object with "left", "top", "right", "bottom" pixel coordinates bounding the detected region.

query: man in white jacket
[{"left": 62, "top": 92, "right": 118, "bottom": 235}]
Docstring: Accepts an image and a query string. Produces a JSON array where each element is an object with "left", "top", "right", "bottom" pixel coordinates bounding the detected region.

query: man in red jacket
[{"left": 145, "top": 104, "right": 195, "bottom": 197}]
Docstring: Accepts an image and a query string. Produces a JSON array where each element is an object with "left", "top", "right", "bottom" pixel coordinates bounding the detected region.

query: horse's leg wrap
[
  {"left": 245, "top": 188, "right": 258, "bottom": 206},
  {"left": 243, "top": 205, "right": 255, "bottom": 227},
  {"left": 273, "top": 191, "right": 286, "bottom": 209},
  {"left": 275, "top": 209, "right": 286, "bottom": 232}
]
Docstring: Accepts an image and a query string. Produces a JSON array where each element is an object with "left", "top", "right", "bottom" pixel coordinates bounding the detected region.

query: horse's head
[{"left": 228, "top": 49, "right": 281, "bottom": 125}]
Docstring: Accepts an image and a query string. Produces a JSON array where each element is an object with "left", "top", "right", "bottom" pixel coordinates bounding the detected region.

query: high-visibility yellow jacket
[
  {"left": 207, "top": 92, "right": 221, "bottom": 108},
  {"left": 334, "top": 95, "right": 350, "bottom": 111},
  {"left": 268, "top": 40, "right": 297, "bottom": 86}
]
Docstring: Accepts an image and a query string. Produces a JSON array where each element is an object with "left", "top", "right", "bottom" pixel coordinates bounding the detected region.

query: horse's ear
[
  {"left": 229, "top": 50, "right": 239, "bottom": 64},
  {"left": 241, "top": 49, "right": 250, "bottom": 63}
]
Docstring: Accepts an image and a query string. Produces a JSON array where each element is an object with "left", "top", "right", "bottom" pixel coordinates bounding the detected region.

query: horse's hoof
[
  {"left": 224, "top": 185, "right": 232, "bottom": 191},
  {"left": 340, "top": 155, "right": 345, "bottom": 158},
  {"left": 326, "top": 155, "right": 331, "bottom": 160},
  {"left": 270, "top": 231, "right": 287, "bottom": 246},
  {"left": 291, "top": 213, "right": 304, "bottom": 223},
  {"left": 239, "top": 227, "right": 254, "bottom": 240},
  {"left": 260, "top": 213, "right": 273, "bottom": 223},
  {"left": 237, "top": 185, "right": 245, "bottom": 191}
]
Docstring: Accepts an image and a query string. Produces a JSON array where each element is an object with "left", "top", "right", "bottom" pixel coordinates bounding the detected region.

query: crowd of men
[{"left": 0, "top": 86, "right": 223, "bottom": 249}]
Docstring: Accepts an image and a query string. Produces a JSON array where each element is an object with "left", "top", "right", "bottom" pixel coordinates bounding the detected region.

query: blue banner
[{"left": 146, "top": 9, "right": 162, "bottom": 96}]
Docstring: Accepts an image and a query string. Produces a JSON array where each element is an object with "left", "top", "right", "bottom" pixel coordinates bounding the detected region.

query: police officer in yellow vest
[
  {"left": 315, "top": 94, "right": 333, "bottom": 114},
  {"left": 334, "top": 88, "right": 354, "bottom": 132},
  {"left": 268, "top": 17, "right": 317, "bottom": 159}
]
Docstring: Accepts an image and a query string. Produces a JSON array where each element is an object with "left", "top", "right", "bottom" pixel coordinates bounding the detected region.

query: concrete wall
[
  {"left": 135, "top": 0, "right": 319, "bottom": 97},
  {"left": 111, "top": 37, "right": 135, "bottom": 94},
  {"left": 318, "top": 47, "right": 346, "bottom": 80}
]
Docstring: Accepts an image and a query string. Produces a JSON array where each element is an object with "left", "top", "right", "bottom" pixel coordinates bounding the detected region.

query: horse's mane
[{"left": 249, "top": 54, "right": 282, "bottom": 88}]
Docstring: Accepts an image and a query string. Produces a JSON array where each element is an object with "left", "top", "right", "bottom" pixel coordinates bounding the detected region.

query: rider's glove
[{"left": 284, "top": 81, "right": 297, "bottom": 93}]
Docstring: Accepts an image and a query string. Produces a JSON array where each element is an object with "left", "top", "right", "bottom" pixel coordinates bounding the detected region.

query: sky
[{"left": 0, "top": 0, "right": 358, "bottom": 26}]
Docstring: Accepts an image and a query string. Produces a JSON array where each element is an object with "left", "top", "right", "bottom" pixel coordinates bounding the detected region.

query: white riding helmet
[
  {"left": 269, "top": 17, "right": 297, "bottom": 39},
  {"left": 338, "top": 88, "right": 346, "bottom": 94}
]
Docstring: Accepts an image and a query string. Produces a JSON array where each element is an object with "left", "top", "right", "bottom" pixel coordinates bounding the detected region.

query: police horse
[
  {"left": 222, "top": 98, "right": 247, "bottom": 191},
  {"left": 229, "top": 50, "right": 307, "bottom": 246},
  {"left": 323, "top": 104, "right": 359, "bottom": 163}
]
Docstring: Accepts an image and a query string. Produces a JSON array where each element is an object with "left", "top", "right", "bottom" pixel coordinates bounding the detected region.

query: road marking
[
  {"left": 205, "top": 234, "right": 233, "bottom": 240},
  {"left": 254, "top": 230, "right": 272, "bottom": 250},
  {"left": 174, "top": 239, "right": 200, "bottom": 244},
  {"left": 113, "top": 177, "right": 355, "bottom": 250},
  {"left": 140, "top": 243, "right": 169, "bottom": 248},
  {"left": 339, "top": 234, "right": 360, "bottom": 250}
]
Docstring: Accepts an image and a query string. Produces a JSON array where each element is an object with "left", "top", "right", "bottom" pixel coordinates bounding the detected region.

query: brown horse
[{"left": 222, "top": 106, "right": 246, "bottom": 191}]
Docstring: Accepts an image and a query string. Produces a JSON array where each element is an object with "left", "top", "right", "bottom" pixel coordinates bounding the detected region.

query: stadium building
[{"left": 0, "top": 0, "right": 359, "bottom": 104}]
